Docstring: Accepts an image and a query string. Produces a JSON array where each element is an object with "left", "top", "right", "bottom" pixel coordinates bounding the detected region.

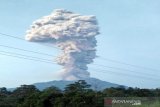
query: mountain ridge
[{"left": 33, "top": 78, "right": 125, "bottom": 91}]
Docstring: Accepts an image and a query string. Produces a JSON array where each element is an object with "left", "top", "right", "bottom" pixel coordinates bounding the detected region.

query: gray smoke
[{"left": 25, "top": 9, "right": 99, "bottom": 80}]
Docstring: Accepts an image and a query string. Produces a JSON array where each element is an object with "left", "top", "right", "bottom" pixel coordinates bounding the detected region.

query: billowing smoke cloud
[{"left": 25, "top": 9, "right": 99, "bottom": 80}]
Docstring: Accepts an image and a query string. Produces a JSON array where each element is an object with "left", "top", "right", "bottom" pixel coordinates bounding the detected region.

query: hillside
[{"left": 33, "top": 77, "right": 123, "bottom": 91}]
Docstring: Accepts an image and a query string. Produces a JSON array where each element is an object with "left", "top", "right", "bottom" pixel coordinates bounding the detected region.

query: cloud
[{"left": 25, "top": 9, "right": 99, "bottom": 80}]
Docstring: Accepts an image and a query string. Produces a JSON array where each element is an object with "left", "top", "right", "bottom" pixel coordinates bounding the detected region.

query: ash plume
[{"left": 25, "top": 9, "right": 99, "bottom": 80}]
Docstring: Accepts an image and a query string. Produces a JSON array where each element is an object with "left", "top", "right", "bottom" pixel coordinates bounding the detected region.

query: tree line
[{"left": 0, "top": 80, "right": 160, "bottom": 107}]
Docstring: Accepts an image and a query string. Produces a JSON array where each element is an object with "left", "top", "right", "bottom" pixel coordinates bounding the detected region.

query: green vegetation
[{"left": 0, "top": 80, "right": 160, "bottom": 107}]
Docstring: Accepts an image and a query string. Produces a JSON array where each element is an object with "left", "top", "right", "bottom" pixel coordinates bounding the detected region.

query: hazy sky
[{"left": 0, "top": 0, "right": 160, "bottom": 88}]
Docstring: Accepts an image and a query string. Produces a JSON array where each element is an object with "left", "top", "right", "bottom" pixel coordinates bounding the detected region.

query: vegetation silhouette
[{"left": 0, "top": 80, "right": 160, "bottom": 107}]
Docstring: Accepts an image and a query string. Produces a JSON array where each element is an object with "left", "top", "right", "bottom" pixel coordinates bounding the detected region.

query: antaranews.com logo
[{"left": 104, "top": 97, "right": 160, "bottom": 107}]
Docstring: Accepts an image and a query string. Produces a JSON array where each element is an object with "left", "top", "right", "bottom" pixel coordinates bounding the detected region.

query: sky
[{"left": 0, "top": 0, "right": 160, "bottom": 88}]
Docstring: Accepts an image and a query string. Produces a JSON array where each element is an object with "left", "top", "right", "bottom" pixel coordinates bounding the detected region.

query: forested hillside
[{"left": 0, "top": 80, "right": 160, "bottom": 107}]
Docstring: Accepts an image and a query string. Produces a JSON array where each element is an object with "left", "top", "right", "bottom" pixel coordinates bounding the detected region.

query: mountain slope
[{"left": 33, "top": 78, "right": 123, "bottom": 91}]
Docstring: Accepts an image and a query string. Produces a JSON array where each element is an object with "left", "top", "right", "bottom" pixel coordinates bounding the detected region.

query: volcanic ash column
[{"left": 25, "top": 9, "right": 99, "bottom": 80}]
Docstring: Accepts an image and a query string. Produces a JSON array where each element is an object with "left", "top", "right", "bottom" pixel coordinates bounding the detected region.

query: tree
[
  {"left": 38, "top": 86, "right": 63, "bottom": 107},
  {"left": 63, "top": 80, "right": 102, "bottom": 107},
  {"left": 12, "top": 85, "right": 39, "bottom": 106},
  {"left": 65, "top": 80, "right": 91, "bottom": 93}
]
